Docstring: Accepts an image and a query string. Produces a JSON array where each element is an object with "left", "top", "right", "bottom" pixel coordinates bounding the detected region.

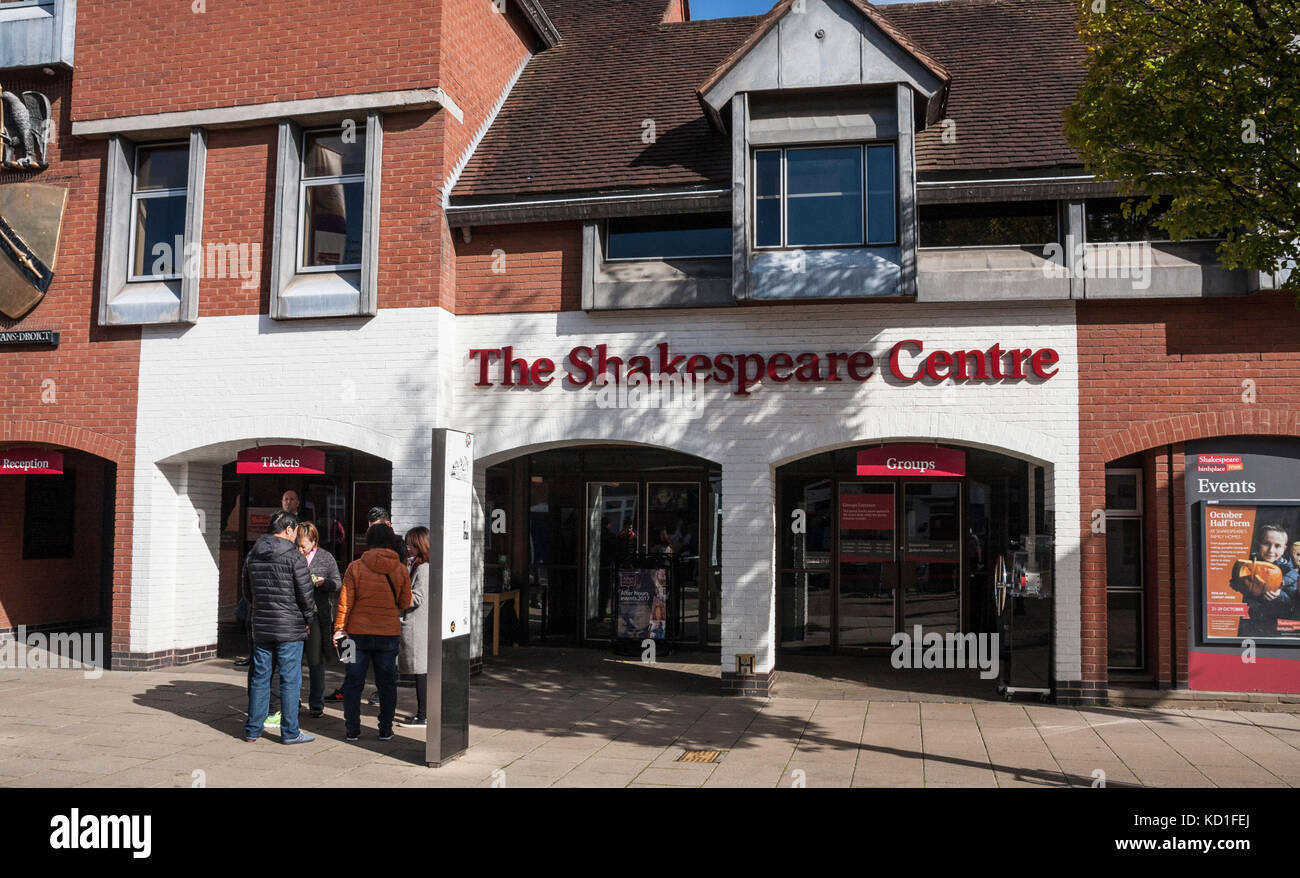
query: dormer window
[{"left": 754, "top": 143, "right": 896, "bottom": 249}]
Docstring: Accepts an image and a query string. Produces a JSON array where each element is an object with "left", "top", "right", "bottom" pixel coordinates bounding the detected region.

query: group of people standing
[{"left": 239, "top": 496, "right": 432, "bottom": 745}]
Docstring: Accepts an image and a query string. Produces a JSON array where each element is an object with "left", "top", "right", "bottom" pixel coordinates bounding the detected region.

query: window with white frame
[
  {"left": 129, "top": 142, "right": 190, "bottom": 281},
  {"left": 1105, "top": 468, "right": 1145, "bottom": 671},
  {"left": 299, "top": 127, "right": 366, "bottom": 271},
  {"left": 754, "top": 143, "right": 896, "bottom": 249}
]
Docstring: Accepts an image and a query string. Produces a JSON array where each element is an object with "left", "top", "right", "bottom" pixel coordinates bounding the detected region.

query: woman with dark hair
[
  {"left": 397, "top": 526, "right": 431, "bottom": 727},
  {"left": 333, "top": 523, "right": 412, "bottom": 742},
  {"left": 297, "top": 521, "right": 341, "bottom": 718}
]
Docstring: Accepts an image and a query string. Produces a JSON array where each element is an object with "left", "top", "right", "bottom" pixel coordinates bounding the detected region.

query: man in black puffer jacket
[{"left": 241, "top": 510, "right": 316, "bottom": 745}]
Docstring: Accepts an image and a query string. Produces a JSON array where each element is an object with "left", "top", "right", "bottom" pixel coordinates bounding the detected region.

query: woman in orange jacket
[{"left": 333, "top": 524, "right": 412, "bottom": 742}]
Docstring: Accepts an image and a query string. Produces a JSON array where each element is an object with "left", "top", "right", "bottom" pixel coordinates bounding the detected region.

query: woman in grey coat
[
  {"left": 296, "top": 522, "right": 342, "bottom": 717},
  {"left": 398, "top": 526, "right": 430, "bottom": 727}
]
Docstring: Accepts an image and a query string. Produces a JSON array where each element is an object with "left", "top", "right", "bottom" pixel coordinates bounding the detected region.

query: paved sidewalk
[{"left": 1, "top": 649, "right": 1298, "bottom": 788}]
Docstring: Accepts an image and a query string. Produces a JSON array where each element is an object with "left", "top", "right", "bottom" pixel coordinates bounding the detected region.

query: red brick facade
[
  {"left": 73, "top": 0, "right": 443, "bottom": 122},
  {"left": 1077, "top": 293, "right": 1300, "bottom": 693},
  {"left": 0, "top": 0, "right": 536, "bottom": 659},
  {"left": 0, "top": 69, "right": 138, "bottom": 650},
  {"left": 453, "top": 222, "right": 583, "bottom": 314}
]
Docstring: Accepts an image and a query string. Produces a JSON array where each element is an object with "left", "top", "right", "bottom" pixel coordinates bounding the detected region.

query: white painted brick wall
[
  {"left": 457, "top": 302, "right": 1082, "bottom": 679},
  {"left": 132, "top": 309, "right": 454, "bottom": 655},
  {"left": 132, "top": 301, "right": 1082, "bottom": 682}
]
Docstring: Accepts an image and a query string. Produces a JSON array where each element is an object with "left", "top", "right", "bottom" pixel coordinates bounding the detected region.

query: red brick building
[{"left": 2, "top": 0, "right": 1294, "bottom": 704}]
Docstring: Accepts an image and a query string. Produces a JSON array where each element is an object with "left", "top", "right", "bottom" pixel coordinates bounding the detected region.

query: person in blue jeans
[
  {"left": 242, "top": 509, "right": 317, "bottom": 745},
  {"left": 333, "top": 524, "right": 412, "bottom": 741}
]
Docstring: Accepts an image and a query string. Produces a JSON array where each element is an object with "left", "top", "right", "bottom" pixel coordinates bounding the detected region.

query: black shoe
[
  {"left": 233, "top": 657, "right": 249, "bottom": 667},
  {"left": 378, "top": 731, "right": 394, "bottom": 742},
  {"left": 325, "top": 688, "right": 343, "bottom": 702},
  {"left": 367, "top": 691, "right": 380, "bottom": 706},
  {"left": 310, "top": 708, "right": 324, "bottom": 718},
  {"left": 398, "top": 716, "right": 427, "bottom": 728}
]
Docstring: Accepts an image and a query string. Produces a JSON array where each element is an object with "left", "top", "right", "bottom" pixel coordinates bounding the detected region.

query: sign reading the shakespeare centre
[{"left": 469, "top": 340, "right": 1060, "bottom": 397}]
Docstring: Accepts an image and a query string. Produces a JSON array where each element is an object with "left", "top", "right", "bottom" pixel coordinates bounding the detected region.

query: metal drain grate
[{"left": 677, "top": 749, "right": 725, "bottom": 764}]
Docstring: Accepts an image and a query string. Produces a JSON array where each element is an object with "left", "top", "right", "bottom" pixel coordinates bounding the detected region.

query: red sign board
[
  {"left": 1, "top": 447, "right": 63, "bottom": 475},
  {"left": 1196, "top": 454, "right": 1244, "bottom": 473},
  {"left": 857, "top": 445, "right": 966, "bottom": 478},
  {"left": 236, "top": 445, "right": 326, "bottom": 475}
]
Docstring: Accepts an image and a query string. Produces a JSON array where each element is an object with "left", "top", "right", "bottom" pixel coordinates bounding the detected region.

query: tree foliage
[{"left": 1063, "top": 0, "right": 1300, "bottom": 292}]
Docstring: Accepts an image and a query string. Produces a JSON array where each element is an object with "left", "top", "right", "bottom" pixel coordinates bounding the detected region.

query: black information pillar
[{"left": 426, "top": 428, "right": 473, "bottom": 767}]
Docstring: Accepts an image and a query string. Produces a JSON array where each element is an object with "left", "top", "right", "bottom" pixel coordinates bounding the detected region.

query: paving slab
[{"left": 0, "top": 654, "right": 1297, "bottom": 788}]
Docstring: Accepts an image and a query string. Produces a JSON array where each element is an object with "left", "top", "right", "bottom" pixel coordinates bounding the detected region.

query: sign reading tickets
[
  {"left": 1, "top": 447, "right": 62, "bottom": 474},
  {"left": 438, "top": 431, "right": 473, "bottom": 638},
  {"left": 236, "top": 445, "right": 326, "bottom": 475},
  {"left": 857, "top": 445, "right": 966, "bottom": 478}
]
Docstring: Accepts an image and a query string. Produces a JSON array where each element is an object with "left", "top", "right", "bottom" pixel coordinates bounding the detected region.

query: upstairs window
[
  {"left": 606, "top": 213, "right": 731, "bottom": 260},
  {"left": 129, "top": 143, "right": 190, "bottom": 281},
  {"left": 1086, "top": 197, "right": 1172, "bottom": 243},
  {"left": 919, "top": 201, "right": 1060, "bottom": 248},
  {"left": 299, "top": 127, "right": 366, "bottom": 271},
  {"left": 754, "top": 144, "right": 896, "bottom": 249}
]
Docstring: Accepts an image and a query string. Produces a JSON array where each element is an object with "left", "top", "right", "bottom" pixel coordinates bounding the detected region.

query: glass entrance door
[
  {"left": 585, "top": 482, "right": 638, "bottom": 640},
  {"left": 838, "top": 482, "right": 897, "bottom": 648},
  {"left": 901, "top": 481, "right": 962, "bottom": 636},
  {"left": 646, "top": 482, "right": 700, "bottom": 643}
]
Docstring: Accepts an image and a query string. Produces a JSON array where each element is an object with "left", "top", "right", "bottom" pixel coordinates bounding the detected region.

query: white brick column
[
  {"left": 469, "top": 463, "right": 486, "bottom": 662},
  {"left": 719, "top": 460, "right": 776, "bottom": 680}
]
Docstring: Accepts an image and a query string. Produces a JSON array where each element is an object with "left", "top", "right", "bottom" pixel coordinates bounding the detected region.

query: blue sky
[{"left": 691, "top": 0, "right": 924, "bottom": 17}]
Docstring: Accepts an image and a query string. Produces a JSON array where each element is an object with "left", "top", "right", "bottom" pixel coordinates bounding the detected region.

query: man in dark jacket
[
  {"left": 368, "top": 506, "right": 408, "bottom": 560},
  {"left": 242, "top": 510, "right": 317, "bottom": 744}
]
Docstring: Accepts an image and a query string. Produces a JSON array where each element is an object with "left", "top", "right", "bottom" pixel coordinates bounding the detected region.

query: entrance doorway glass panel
[
  {"left": 901, "top": 482, "right": 962, "bottom": 636},
  {"left": 586, "top": 482, "right": 638, "bottom": 640},
  {"left": 646, "top": 482, "right": 700, "bottom": 642},
  {"left": 838, "top": 482, "right": 897, "bottom": 648}
]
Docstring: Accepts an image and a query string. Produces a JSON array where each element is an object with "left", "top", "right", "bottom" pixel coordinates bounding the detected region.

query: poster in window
[
  {"left": 1202, "top": 504, "right": 1300, "bottom": 642},
  {"left": 616, "top": 568, "right": 667, "bottom": 641}
]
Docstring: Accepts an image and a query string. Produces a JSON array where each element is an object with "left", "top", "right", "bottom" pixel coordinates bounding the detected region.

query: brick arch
[
  {"left": 0, "top": 420, "right": 127, "bottom": 463},
  {"left": 1097, "top": 407, "right": 1300, "bottom": 462}
]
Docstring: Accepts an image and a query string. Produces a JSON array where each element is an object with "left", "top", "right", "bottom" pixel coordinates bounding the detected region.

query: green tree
[{"left": 1063, "top": 0, "right": 1300, "bottom": 292}]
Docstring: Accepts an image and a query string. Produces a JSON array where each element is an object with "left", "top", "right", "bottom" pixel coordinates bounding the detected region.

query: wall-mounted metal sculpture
[
  {"left": 1, "top": 88, "right": 53, "bottom": 171},
  {"left": 0, "top": 183, "right": 67, "bottom": 319}
]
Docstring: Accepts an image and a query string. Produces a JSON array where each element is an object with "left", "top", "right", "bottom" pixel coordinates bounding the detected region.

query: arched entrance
[
  {"left": 128, "top": 426, "right": 405, "bottom": 667},
  {"left": 482, "top": 444, "right": 722, "bottom": 650},
  {"left": 775, "top": 442, "right": 1053, "bottom": 684},
  {"left": 0, "top": 444, "right": 117, "bottom": 644},
  {"left": 215, "top": 445, "right": 394, "bottom": 656}
]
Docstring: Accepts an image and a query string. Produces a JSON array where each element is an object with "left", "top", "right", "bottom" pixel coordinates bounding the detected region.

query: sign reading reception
[{"left": 1, "top": 447, "right": 63, "bottom": 475}]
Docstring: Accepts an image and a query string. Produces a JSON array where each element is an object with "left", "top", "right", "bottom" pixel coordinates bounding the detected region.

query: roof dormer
[{"left": 697, "top": 0, "right": 949, "bottom": 130}]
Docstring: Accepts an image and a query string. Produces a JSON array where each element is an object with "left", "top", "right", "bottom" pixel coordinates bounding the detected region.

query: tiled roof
[
  {"left": 451, "top": 0, "right": 1086, "bottom": 203},
  {"left": 887, "top": 0, "right": 1087, "bottom": 175}
]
